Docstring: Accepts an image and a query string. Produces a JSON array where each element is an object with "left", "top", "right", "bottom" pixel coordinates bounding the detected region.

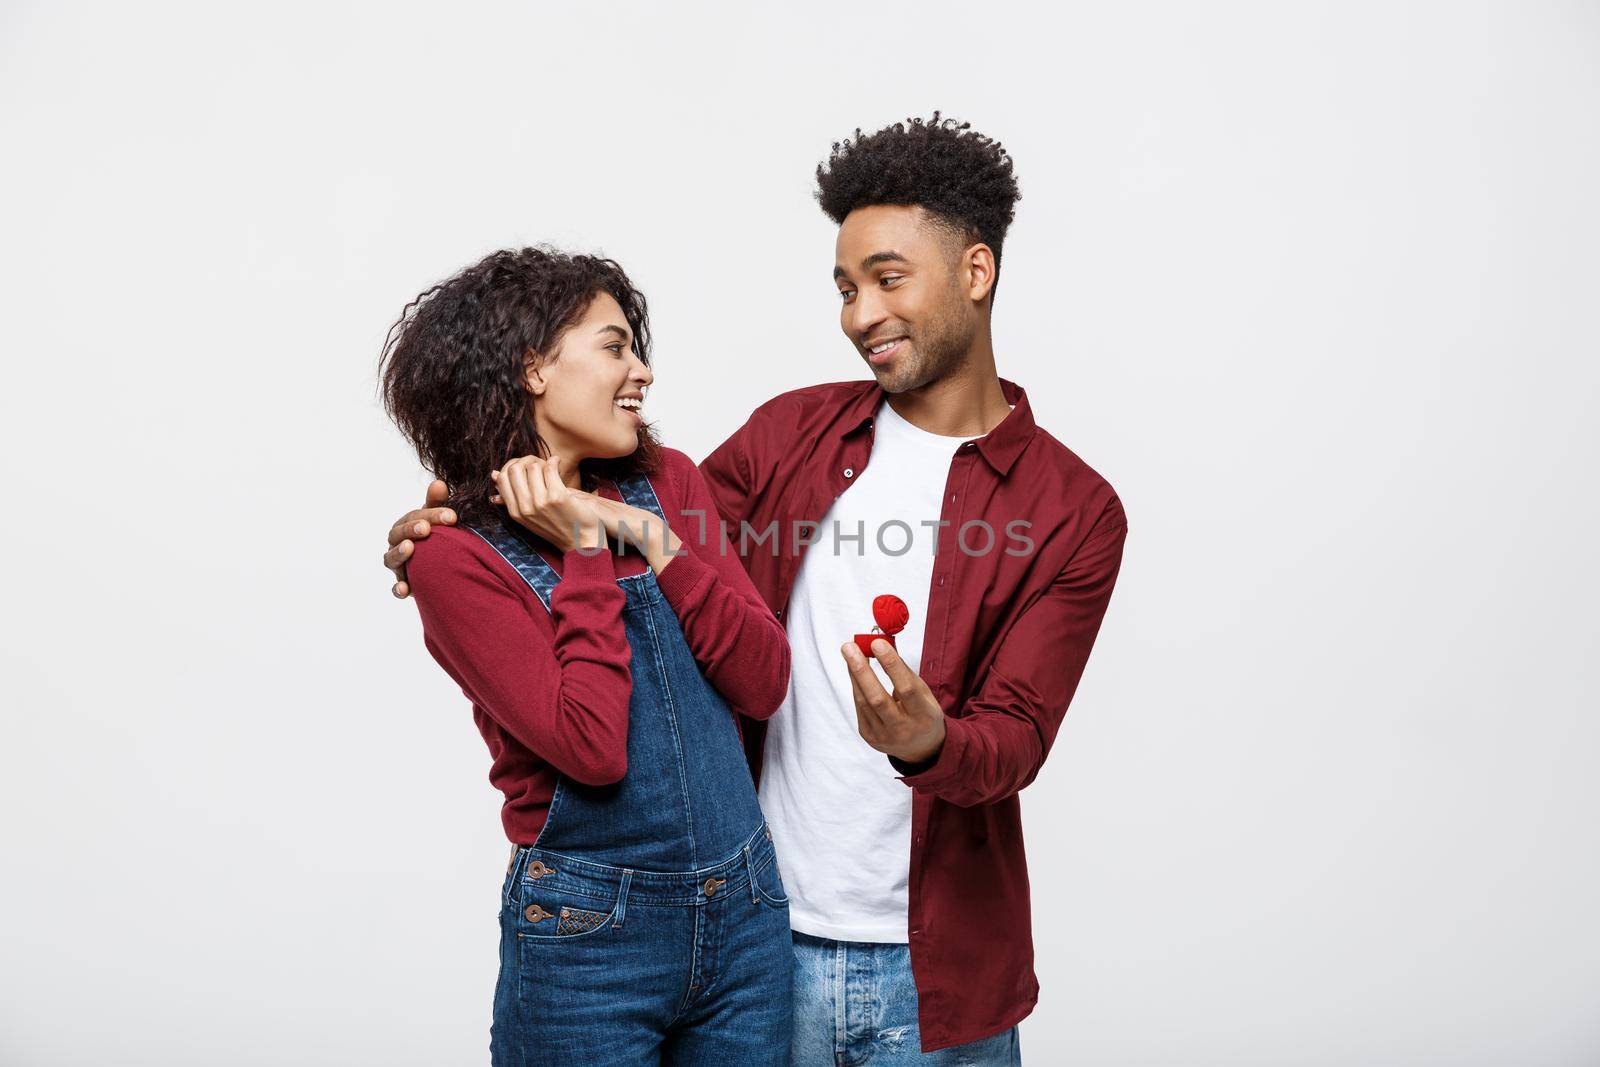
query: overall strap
[
  {"left": 466, "top": 513, "right": 562, "bottom": 614},
  {"left": 615, "top": 472, "right": 667, "bottom": 523}
]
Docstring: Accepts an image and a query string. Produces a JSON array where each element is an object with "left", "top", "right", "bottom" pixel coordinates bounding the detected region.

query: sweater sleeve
[
  {"left": 652, "top": 451, "right": 792, "bottom": 719},
  {"left": 407, "top": 531, "right": 634, "bottom": 786}
]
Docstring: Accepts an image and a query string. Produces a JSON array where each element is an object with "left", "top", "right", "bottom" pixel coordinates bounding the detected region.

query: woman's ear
[{"left": 523, "top": 350, "right": 547, "bottom": 397}]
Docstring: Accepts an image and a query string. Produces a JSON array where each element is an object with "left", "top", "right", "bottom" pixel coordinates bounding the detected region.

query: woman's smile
[{"left": 614, "top": 392, "right": 645, "bottom": 427}]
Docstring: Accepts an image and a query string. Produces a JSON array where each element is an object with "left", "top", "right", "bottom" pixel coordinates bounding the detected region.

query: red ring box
[{"left": 853, "top": 633, "right": 896, "bottom": 658}]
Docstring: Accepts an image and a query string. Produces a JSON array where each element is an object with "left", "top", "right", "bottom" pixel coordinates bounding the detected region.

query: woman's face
[{"left": 526, "top": 291, "right": 653, "bottom": 461}]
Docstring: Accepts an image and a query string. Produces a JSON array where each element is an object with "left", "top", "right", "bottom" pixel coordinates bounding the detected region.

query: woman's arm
[
  {"left": 649, "top": 451, "right": 792, "bottom": 719},
  {"left": 408, "top": 531, "right": 633, "bottom": 785}
]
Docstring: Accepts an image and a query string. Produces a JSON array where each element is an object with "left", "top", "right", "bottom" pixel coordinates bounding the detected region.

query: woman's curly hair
[
  {"left": 378, "top": 246, "right": 662, "bottom": 529},
  {"left": 815, "top": 111, "right": 1021, "bottom": 302}
]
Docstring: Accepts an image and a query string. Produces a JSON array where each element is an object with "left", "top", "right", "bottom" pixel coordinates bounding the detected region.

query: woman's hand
[
  {"left": 590, "top": 496, "right": 684, "bottom": 575},
  {"left": 489, "top": 455, "right": 606, "bottom": 552}
]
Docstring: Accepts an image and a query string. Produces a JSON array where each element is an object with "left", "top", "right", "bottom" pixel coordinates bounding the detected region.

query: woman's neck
[
  {"left": 536, "top": 432, "right": 587, "bottom": 490},
  {"left": 553, "top": 453, "right": 584, "bottom": 491}
]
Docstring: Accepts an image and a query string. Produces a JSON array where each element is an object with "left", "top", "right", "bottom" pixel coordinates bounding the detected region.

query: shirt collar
[{"left": 839, "top": 376, "right": 1036, "bottom": 477}]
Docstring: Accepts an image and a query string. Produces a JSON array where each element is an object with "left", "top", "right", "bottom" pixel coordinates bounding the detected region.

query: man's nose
[{"left": 847, "top": 288, "right": 888, "bottom": 341}]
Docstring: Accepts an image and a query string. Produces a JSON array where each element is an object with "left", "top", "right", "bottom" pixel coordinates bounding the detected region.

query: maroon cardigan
[{"left": 406, "top": 446, "right": 790, "bottom": 844}]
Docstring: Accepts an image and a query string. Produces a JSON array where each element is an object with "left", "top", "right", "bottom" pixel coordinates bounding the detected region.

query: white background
[{"left": 3, "top": 2, "right": 1597, "bottom": 1063}]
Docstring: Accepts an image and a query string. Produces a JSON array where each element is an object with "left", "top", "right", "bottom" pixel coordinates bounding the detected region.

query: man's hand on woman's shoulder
[{"left": 385, "top": 478, "right": 457, "bottom": 599}]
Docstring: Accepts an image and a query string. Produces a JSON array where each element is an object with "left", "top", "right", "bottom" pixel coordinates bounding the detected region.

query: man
[{"left": 385, "top": 113, "right": 1127, "bottom": 1063}]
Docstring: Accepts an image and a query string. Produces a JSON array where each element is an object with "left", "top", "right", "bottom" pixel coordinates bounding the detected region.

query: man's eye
[
  {"left": 837, "top": 289, "right": 855, "bottom": 302},
  {"left": 880, "top": 275, "right": 903, "bottom": 286}
]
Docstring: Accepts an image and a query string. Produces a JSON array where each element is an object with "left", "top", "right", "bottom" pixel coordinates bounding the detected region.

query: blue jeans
[
  {"left": 790, "top": 932, "right": 1022, "bottom": 1066},
  {"left": 475, "top": 473, "right": 793, "bottom": 1064},
  {"left": 494, "top": 825, "right": 793, "bottom": 1065}
]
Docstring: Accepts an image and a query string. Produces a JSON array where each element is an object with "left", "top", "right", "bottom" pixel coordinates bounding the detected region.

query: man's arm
[
  {"left": 846, "top": 497, "right": 1129, "bottom": 807},
  {"left": 385, "top": 478, "right": 457, "bottom": 598},
  {"left": 897, "top": 497, "right": 1127, "bottom": 806},
  {"left": 697, "top": 418, "right": 758, "bottom": 540}
]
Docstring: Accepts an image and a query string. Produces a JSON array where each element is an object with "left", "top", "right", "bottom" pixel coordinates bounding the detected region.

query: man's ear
[{"left": 962, "top": 243, "right": 997, "bottom": 304}]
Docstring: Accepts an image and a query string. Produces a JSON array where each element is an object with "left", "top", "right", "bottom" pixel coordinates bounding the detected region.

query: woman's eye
[{"left": 607, "top": 343, "right": 625, "bottom": 355}]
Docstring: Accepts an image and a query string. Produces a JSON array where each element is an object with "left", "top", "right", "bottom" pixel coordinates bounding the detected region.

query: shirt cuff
[
  {"left": 559, "top": 542, "right": 616, "bottom": 583},
  {"left": 890, "top": 715, "right": 969, "bottom": 791},
  {"left": 652, "top": 545, "right": 716, "bottom": 609}
]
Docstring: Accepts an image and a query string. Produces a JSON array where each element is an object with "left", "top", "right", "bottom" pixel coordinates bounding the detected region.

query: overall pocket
[
  {"left": 751, "top": 852, "right": 790, "bottom": 908},
  {"left": 513, "top": 867, "right": 629, "bottom": 942}
]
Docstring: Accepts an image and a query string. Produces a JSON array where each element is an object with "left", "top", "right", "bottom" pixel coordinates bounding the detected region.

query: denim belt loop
[
  {"left": 503, "top": 846, "right": 522, "bottom": 910},
  {"left": 612, "top": 869, "right": 634, "bottom": 929},
  {"left": 744, "top": 844, "right": 760, "bottom": 904}
]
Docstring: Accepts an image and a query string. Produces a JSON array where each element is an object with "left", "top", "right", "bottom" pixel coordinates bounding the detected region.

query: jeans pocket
[
  {"left": 751, "top": 853, "right": 790, "bottom": 908},
  {"left": 515, "top": 883, "right": 623, "bottom": 942}
]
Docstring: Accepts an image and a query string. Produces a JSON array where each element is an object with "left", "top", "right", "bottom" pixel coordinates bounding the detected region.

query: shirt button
[
  {"left": 844, "top": 468, "right": 854, "bottom": 478},
  {"left": 938, "top": 576, "right": 946, "bottom": 586}
]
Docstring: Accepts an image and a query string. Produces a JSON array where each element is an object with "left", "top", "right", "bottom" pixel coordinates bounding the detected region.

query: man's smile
[{"left": 865, "top": 337, "right": 907, "bottom": 365}]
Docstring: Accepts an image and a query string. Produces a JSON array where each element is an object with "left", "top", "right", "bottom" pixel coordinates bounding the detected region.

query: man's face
[{"left": 833, "top": 204, "right": 978, "bottom": 393}]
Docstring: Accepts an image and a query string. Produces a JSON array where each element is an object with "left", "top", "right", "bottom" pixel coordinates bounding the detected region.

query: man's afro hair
[{"left": 815, "top": 111, "right": 1021, "bottom": 277}]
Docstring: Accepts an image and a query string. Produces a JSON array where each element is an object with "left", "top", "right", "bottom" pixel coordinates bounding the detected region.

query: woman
[{"left": 379, "top": 247, "right": 793, "bottom": 1064}]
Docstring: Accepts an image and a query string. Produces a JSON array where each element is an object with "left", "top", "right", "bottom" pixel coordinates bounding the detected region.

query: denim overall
[{"left": 470, "top": 473, "right": 793, "bottom": 1066}]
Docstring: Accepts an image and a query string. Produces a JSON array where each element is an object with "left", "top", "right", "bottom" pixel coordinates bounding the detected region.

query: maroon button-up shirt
[{"left": 697, "top": 376, "right": 1128, "bottom": 1053}]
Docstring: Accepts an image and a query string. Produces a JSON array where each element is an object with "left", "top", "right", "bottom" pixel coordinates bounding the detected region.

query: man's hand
[
  {"left": 385, "top": 479, "right": 457, "bottom": 599},
  {"left": 840, "top": 639, "right": 947, "bottom": 766}
]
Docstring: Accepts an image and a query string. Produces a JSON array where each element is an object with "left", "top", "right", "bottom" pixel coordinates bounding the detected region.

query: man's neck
[{"left": 883, "top": 342, "right": 1011, "bottom": 439}]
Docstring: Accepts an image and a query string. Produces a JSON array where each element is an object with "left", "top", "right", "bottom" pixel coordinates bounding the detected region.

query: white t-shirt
[{"left": 760, "top": 397, "right": 990, "bottom": 942}]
